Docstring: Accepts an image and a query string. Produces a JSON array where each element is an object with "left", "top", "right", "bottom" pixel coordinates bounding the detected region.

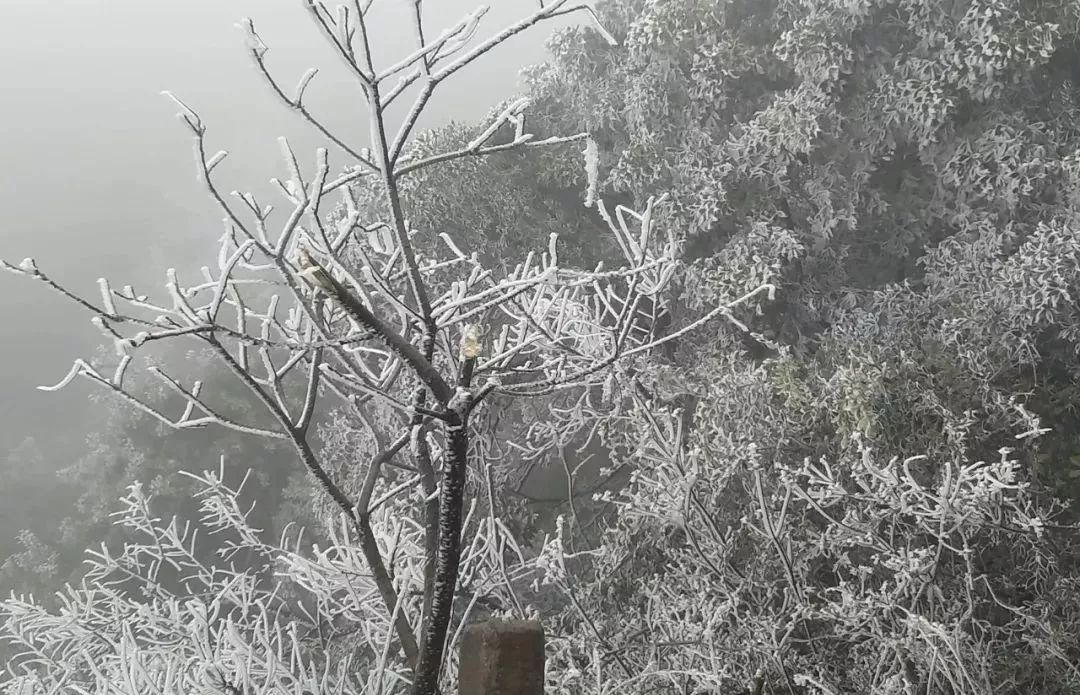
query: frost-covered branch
[{"left": 1, "top": 3, "right": 737, "bottom": 694}]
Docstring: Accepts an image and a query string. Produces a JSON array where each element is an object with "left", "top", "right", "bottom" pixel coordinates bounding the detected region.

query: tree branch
[
  {"left": 206, "top": 336, "right": 421, "bottom": 665},
  {"left": 297, "top": 251, "right": 451, "bottom": 403}
]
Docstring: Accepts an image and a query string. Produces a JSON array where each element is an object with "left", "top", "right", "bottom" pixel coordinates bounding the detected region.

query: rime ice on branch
[{"left": 0, "top": 1, "right": 772, "bottom": 694}]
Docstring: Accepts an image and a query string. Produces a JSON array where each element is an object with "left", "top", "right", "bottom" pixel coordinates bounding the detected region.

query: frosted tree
[
  {"left": 513, "top": 0, "right": 1080, "bottom": 692},
  {"left": 0, "top": 2, "right": 769, "bottom": 693}
]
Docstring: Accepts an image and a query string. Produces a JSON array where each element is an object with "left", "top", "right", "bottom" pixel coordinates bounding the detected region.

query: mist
[{"left": 0, "top": 0, "right": 574, "bottom": 466}]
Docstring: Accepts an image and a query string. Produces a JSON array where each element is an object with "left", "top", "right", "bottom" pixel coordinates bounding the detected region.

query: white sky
[{"left": 0, "top": 0, "right": 580, "bottom": 448}]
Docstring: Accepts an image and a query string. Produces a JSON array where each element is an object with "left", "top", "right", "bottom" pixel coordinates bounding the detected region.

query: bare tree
[{"left": 2, "top": 2, "right": 769, "bottom": 692}]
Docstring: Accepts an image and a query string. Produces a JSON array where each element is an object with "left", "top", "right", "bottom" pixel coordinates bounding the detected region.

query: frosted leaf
[
  {"left": 583, "top": 137, "right": 600, "bottom": 208},
  {"left": 18, "top": 257, "right": 37, "bottom": 273},
  {"left": 201, "top": 664, "right": 228, "bottom": 692},
  {"left": 223, "top": 619, "right": 246, "bottom": 651},
  {"left": 602, "top": 370, "right": 616, "bottom": 402},
  {"left": 367, "top": 226, "right": 395, "bottom": 255}
]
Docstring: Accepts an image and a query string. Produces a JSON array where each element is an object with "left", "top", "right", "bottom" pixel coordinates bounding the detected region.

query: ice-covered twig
[
  {"left": 207, "top": 239, "right": 256, "bottom": 322},
  {"left": 395, "top": 129, "right": 586, "bottom": 180},
  {"left": 500, "top": 283, "right": 777, "bottom": 397},
  {"left": 241, "top": 16, "right": 379, "bottom": 170},
  {"left": 376, "top": 7, "right": 488, "bottom": 84},
  {"left": 3, "top": 259, "right": 158, "bottom": 328}
]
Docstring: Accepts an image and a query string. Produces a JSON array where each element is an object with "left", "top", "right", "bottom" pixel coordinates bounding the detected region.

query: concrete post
[{"left": 458, "top": 620, "right": 545, "bottom": 695}]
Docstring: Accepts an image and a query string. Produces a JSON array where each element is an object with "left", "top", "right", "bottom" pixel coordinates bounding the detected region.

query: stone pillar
[{"left": 458, "top": 620, "right": 545, "bottom": 695}]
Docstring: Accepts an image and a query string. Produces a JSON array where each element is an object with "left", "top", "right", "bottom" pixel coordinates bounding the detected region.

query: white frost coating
[
  {"left": 18, "top": 258, "right": 36, "bottom": 273},
  {"left": 582, "top": 5, "right": 619, "bottom": 46},
  {"left": 439, "top": 233, "right": 466, "bottom": 260},
  {"left": 295, "top": 68, "right": 318, "bottom": 100},
  {"left": 637, "top": 198, "right": 654, "bottom": 257},
  {"left": 466, "top": 97, "right": 531, "bottom": 151},
  {"left": 547, "top": 232, "right": 559, "bottom": 268},
  {"left": 166, "top": 267, "right": 199, "bottom": 322},
  {"left": 38, "top": 359, "right": 92, "bottom": 392},
  {"left": 217, "top": 232, "right": 230, "bottom": 271},
  {"left": 278, "top": 137, "right": 303, "bottom": 192},
  {"left": 112, "top": 354, "right": 132, "bottom": 386},
  {"left": 205, "top": 150, "right": 228, "bottom": 174},
  {"left": 366, "top": 226, "right": 395, "bottom": 255},
  {"left": 583, "top": 137, "right": 600, "bottom": 208},
  {"left": 97, "top": 278, "right": 117, "bottom": 316},
  {"left": 160, "top": 91, "right": 200, "bottom": 126},
  {"left": 285, "top": 306, "right": 300, "bottom": 331}
]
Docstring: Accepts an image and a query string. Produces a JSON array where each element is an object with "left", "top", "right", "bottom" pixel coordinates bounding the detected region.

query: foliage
[
  {"left": 514, "top": 0, "right": 1080, "bottom": 692},
  {"left": 1, "top": 462, "right": 549, "bottom": 695},
  {"left": 8, "top": 0, "right": 1080, "bottom": 692},
  {"left": 0, "top": 345, "right": 299, "bottom": 606},
  {"left": 0, "top": 1, "right": 745, "bottom": 693}
]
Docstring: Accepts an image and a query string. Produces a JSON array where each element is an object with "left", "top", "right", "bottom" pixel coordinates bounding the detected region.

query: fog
[{"left": 0, "top": 0, "right": 573, "bottom": 464}]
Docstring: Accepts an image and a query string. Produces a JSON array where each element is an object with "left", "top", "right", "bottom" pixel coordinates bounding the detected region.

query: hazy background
[{"left": 0, "top": 1, "right": 575, "bottom": 471}]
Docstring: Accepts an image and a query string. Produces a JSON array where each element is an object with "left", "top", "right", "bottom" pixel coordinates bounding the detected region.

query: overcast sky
[{"left": 0, "top": 0, "right": 574, "bottom": 459}]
